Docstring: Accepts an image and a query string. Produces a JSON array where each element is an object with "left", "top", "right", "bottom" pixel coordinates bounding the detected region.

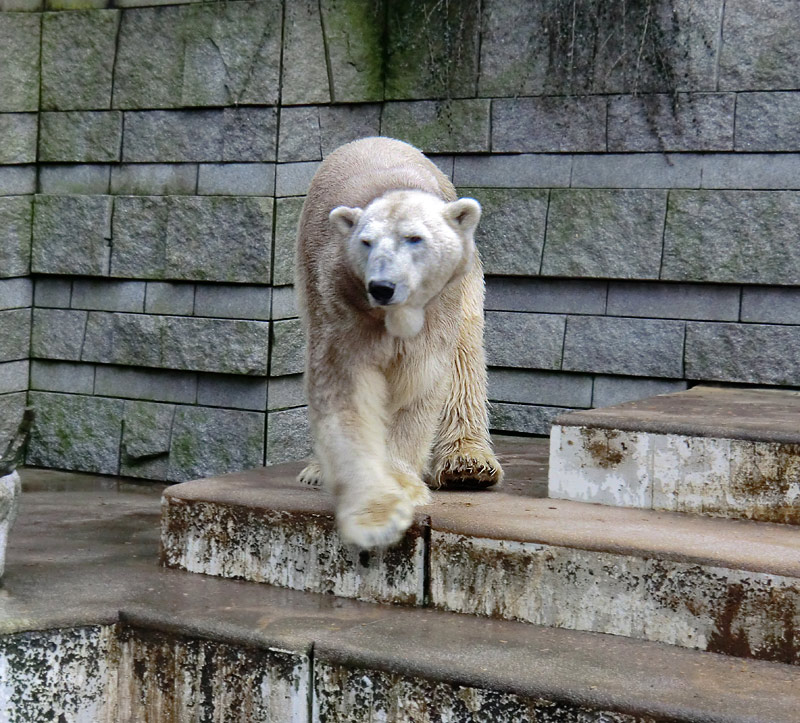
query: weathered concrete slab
[
  {"left": 5, "top": 469, "right": 800, "bottom": 722},
  {"left": 549, "top": 386, "right": 800, "bottom": 523},
  {"left": 162, "top": 459, "right": 427, "bottom": 605}
]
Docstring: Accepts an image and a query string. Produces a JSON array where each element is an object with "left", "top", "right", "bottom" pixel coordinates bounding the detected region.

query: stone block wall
[{"left": 1, "top": 0, "right": 799, "bottom": 481}]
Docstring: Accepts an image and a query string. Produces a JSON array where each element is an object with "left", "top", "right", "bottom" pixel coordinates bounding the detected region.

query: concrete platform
[
  {"left": 162, "top": 438, "right": 800, "bottom": 666},
  {"left": 549, "top": 386, "right": 800, "bottom": 523},
  {"left": 3, "top": 467, "right": 800, "bottom": 722}
]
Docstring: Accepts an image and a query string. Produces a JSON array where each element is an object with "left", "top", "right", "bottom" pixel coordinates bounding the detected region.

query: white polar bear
[{"left": 295, "top": 137, "right": 502, "bottom": 548}]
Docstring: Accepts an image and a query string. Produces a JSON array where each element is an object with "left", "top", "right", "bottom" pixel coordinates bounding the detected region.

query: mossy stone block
[
  {"left": 543, "top": 190, "right": 666, "bottom": 279},
  {"left": 321, "top": 0, "right": 384, "bottom": 102},
  {"left": 167, "top": 406, "right": 264, "bottom": 482},
  {"left": 27, "top": 392, "right": 124, "bottom": 475},
  {"left": 381, "top": 99, "right": 490, "bottom": 153},
  {"left": 0, "top": 14, "right": 40, "bottom": 112},
  {"left": 0, "top": 114, "right": 37, "bottom": 165},
  {"left": 460, "top": 188, "right": 548, "bottom": 276},
  {"left": 270, "top": 318, "right": 304, "bottom": 377},
  {"left": 662, "top": 191, "right": 800, "bottom": 285},
  {"left": 121, "top": 400, "right": 175, "bottom": 479},
  {"left": 113, "top": 2, "right": 281, "bottom": 109},
  {"left": 385, "top": 0, "right": 480, "bottom": 100},
  {"left": 281, "top": 0, "right": 331, "bottom": 105},
  {"left": 32, "top": 195, "right": 112, "bottom": 276},
  {"left": 39, "top": 111, "right": 122, "bottom": 163},
  {"left": 273, "top": 197, "right": 304, "bottom": 286},
  {"left": 41, "top": 9, "right": 119, "bottom": 110},
  {"left": 0, "top": 197, "right": 33, "bottom": 278}
]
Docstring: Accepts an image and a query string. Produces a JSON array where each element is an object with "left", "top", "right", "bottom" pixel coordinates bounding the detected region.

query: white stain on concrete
[{"left": 550, "top": 425, "right": 800, "bottom": 523}]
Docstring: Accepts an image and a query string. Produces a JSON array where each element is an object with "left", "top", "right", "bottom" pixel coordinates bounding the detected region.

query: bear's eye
[
  {"left": 406, "top": 235, "right": 423, "bottom": 245},
  {"left": 361, "top": 239, "right": 372, "bottom": 248}
]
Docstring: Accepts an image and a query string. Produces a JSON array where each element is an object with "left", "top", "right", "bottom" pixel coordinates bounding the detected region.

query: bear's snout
[{"left": 368, "top": 280, "right": 396, "bottom": 305}]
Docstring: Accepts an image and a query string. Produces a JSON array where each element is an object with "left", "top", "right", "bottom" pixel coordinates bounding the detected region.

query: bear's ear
[
  {"left": 443, "top": 198, "right": 481, "bottom": 235},
  {"left": 329, "top": 206, "right": 363, "bottom": 236}
]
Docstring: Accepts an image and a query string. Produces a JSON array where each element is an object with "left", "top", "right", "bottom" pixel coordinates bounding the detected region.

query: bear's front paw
[
  {"left": 337, "top": 491, "right": 414, "bottom": 548},
  {"left": 433, "top": 444, "right": 503, "bottom": 490},
  {"left": 392, "top": 469, "right": 433, "bottom": 507}
]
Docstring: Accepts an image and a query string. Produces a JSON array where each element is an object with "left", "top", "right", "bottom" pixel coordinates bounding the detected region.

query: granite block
[
  {"left": 563, "top": 316, "right": 685, "bottom": 378},
  {"left": 0, "top": 166, "right": 36, "bottom": 195},
  {"left": 280, "top": 0, "right": 330, "bottom": 105},
  {"left": 571, "top": 154, "right": 703, "bottom": 189},
  {"left": 453, "top": 154, "right": 572, "bottom": 189},
  {"left": 110, "top": 164, "right": 197, "bottom": 196},
  {"left": 484, "top": 278, "right": 607, "bottom": 315},
  {"left": 71, "top": 279, "right": 146, "bottom": 313},
  {"left": 492, "top": 96, "right": 607, "bottom": 153},
  {"left": 30, "top": 360, "right": 94, "bottom": 395},
  {"left": 194, "top": 284, "right": 271, "bottom": 321},
  {"left": 484, "top": 312, "right": 565, "bottom": 370},
  {"left": 381, "top": 100, "right": 490, "bottom": 154},
  {"left": 741, "top": 287, "right": 800, "bottom": 325},
  {"left": 27, "top": 391, "right": 124, "bottom": 474},
  {"left": 543, "top": 190, "right": 667, "bottom": 279},
  {"left": 662, "top": 190, "right": 800, "bottom": 285},
  {"left": 197, "top": 374, "right": 267, "bottom": 411},
  {"left": 273, "top": 197, "right": 304, "bottom": 285},
  {"left": 592, "top": 376, "right": 688, "bottom": 409},
  {"left": 0, "top": 14, "right": 40, "bottom": 112},
  {"left": 0, "top": 277, "right": 33, "bottom": 310},
  {"left": 33, "top": 278, "right": 71, "bottom": 308},
  {"left": 265, "top": 406, "right": 310, "bottom": 465},
  {"left": 735, "top": 92, "right": 800, "bottom": 152},
  {"left": 0, "top": 360, "right": 29, "bottom": 394},
  {"left": 41, "top": 9, "right": 119, "bottom": 110},
  {"left": 270, "top": 318, "right": 305, "bottom": 377},
  {"left": 488, "top": 402, "right": 572, "bottom": 436},
  {"left": 144, "top": 282, "right": 195, "bottom": 316},
  {"left": 39, "top": 165, "right": 111, "bottom": 195},
  {"left": 30, "top": 308, "right": 87, "bottom": 361},
  {"left": 0, "top": 113, "right": 37, "bottom": 164},
  {"left": 197, "top": 163, "right": 275, "bottom": 196},
  {"left": 606, "top": 281, "right": 740, "bottom": 321},
  {"left": 488, "top": 369, "right": 593, "bottom": 408},
  {"left": 0, "top": 196, "right": 32, "bottom": 278},
  {"left": 94, "top": 365, "right": 196, "bottom": 404},
  {"left": 31, "top": 195, "right": 112, "bottom": 276}
]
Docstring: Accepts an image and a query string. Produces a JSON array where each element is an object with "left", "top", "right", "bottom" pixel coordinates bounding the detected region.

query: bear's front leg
[
  {"left": 310, "top": 366, "right": 415, "bottom": 548},
  {"left": 431, "top": 263, "right": 503, "bottom": 489}
]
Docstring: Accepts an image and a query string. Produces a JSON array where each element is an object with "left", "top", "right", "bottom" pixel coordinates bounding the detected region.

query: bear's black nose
[{"left": 368, "top": 281, "right": 395, "bottom": 305}]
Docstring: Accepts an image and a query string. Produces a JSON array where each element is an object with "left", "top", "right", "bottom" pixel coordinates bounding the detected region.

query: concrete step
[
  {"left": 161, "top": 439, "right": 800, "bottom": 667},
  {"left": 549, "top": 386, "right": 800, "bottom": 524},
  {"left": 5, "top": 470, "right": 800, "bottom": 723}
]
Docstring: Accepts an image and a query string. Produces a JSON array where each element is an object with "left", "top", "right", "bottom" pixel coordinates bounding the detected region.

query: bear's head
[{"left": 329, "top": 189, "right": 481, "bottom": 338}]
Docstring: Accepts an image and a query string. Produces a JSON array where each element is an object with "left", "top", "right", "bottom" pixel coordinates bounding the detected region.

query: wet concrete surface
[{"left": 4, "top": 444, "right": 800, "bottom": 721}]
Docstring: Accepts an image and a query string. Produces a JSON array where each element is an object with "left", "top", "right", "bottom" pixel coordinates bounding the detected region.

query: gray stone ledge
[
  {"left": 453, "top": 154, "right": 571, "bottom": 188},
  {"left": 197, "top": 163, "right": 276, "bottom": 196},
  {"left": 34, "top": 277, "right": 71, "bottom": 308},
  {"left": 0, "top": 360, "right": 29, "bottom": 394},
  {"left": 606, "top": 281, "right": 741, "bottom": 322},
  {"left": 30, "top": 360, "right": 94, "bottom": 395},
  {"left": 193, "top": 284, "right": 271, "bottom": 321},
  {"left": 485, "top": 277, "right": 607, "bottom": 315},
  {"left": 488, "top": 369, "right": 593, "bottom": 408},
  {"left": 484, "top": 311, "right": 565, "bottom": 370},
  {"left": 110, "top": 164, "right": 197, "bottom": 196},
  {"left": 489, "top": 402, "right": 571, "bottom": 436},
  {"left": 0, "top": 277, "right": 33, "bottom": 310},
  {"left": 71, "top": 279, "right": 146, "bottom": 313},
  {"left": 197, "top": 374, "right": 267, "bottom": 412},
  {"left": 94, "top": 365, "right": 197, "bottom": 405},
  {"left": 270, "top": 286, "right": 297, "bottom": 320},
  {"left": 741, "top": 287, "right": 800, "bottom": 325},
  {"left": 572, "top": 154, "right": 703, "bottom": 189},
  {"left": 39, "top": 165, "right": 111, "bottom": 195},
  {"left": 702, "top": 154, "right": 800, "bottom": 190},
  {"left": 591, "top": 376, "right": 689, "bottom": 409},
  {"left": 275, "top": 161, "right": 319, "bottom": 197},
  {"left": 0, "top": 113, "right": 37, "bottom": 164},
  {"left": 563, "top": 316, "right": 685, "bottom": 379},
  {"left": 0, "top": 166, "right": 36, "bottom": 195},
  {"left": 144, "top": 282, "right": 195, "bottom": 316}
]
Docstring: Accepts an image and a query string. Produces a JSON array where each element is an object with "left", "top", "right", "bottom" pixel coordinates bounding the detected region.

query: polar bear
[{"left": 295, "top": 137, "right": 502, "bottom": 548}]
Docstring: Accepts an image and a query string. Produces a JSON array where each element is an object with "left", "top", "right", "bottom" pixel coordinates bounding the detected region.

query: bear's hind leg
[{"left": 430, "top": 265, "right": 503, "bottom": 489}]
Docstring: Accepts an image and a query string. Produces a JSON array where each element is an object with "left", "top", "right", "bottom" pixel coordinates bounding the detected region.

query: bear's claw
[
  {"left": 297, "top": 460, "right": 322, "bottom": 487},
  {"left": 434, "top": 449, "right": 503, "bottom": 490}
]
